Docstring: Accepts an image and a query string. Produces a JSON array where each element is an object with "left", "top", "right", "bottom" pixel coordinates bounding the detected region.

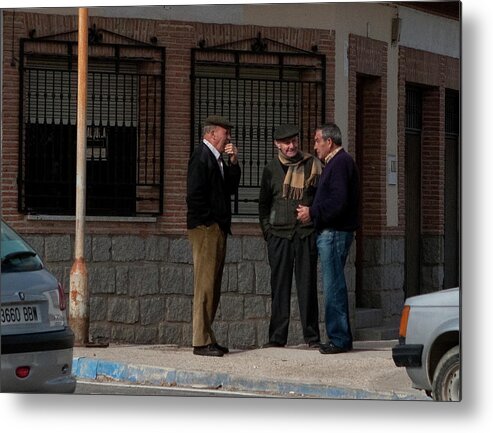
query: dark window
[
  {"left": 191, "top": 39, "right": 326, "bottom": 217},
  {"left": 19, "top": 36, "right": 165, "bottom": 216}
]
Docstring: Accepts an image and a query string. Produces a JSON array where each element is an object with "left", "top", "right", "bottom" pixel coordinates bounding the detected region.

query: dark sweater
[
  {"left": 258, "top": 156, "right": 317, "bottom": 240},
  {"left": 310, "top": 149, "right": 359, "bottom": 232}
]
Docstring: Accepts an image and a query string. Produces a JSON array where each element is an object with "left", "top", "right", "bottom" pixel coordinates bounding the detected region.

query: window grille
[
  {"left": 445, "top": 90, "right": 459, "bottom": 136},
  {"left": 406, "top": 86, "right": 423, "bottom": 132},
  {"left": 191, "top": 37, "right": 326, "bottom": 217},
  {"left": 19, "top": 31, "right": 165, "bottom": 216}
]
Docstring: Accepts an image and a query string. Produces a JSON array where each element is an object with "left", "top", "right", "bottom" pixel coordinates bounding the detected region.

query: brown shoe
[{"left": 193, "top": 344, "right": 224, "bottom": 357}]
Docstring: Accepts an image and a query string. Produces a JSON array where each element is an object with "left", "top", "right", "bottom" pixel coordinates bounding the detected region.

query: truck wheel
[{"left": 432, "top": 345, "right": 460, "bottom": 401}]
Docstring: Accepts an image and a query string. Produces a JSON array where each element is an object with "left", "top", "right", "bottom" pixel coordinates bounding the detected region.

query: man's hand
[
  {"left": 225, "top": 143, "right": 239, "bottom": 165},
  {"left": 297, "top": 205, "right": 312, "bottom": 224}
]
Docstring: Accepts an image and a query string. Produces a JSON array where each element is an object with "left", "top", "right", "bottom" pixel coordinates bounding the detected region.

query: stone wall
[
  {"left": 24, "top": 232, "right": 445, "bottom": 346},
  {"left": 25, "top": 233, "right": 354, "bottom": 348}
]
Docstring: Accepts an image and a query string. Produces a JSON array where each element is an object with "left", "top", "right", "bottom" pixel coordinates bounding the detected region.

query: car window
[{"left": 1, "top": 221, "right": 43, "bottom": 272}]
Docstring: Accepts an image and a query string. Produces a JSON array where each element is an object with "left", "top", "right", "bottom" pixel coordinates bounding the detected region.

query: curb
[{"left": 72, "top": 357, "right": 422, "bottom": 400}]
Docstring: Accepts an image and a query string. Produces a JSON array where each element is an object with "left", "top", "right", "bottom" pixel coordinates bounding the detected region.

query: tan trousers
[{"left": 188, "top": 223, "right": 227, "bottom": 347}]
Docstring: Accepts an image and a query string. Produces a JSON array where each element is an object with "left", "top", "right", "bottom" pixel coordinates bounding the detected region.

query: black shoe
[
  {"left": 308, "top": 341, "right": 321, "bottom": 349},
  {"left": 261, "top": 341, "right": 285, "bottom": 348},
  {"left": 193, "top": 344, "right": 224, "bottom": 357},
  {"left": 319, "top": 342, "right": 349, "bottom": 355},
  {"left": 213, "top": 343, "right": 229, "bottom": 354}
]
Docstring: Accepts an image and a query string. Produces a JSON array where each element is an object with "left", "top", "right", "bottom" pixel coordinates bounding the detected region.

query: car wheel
[{"left": 432, "top": 345, "right": 460, "bottom": 401}]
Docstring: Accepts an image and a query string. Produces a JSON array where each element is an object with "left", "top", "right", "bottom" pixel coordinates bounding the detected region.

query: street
[{"left": 75, "top": 379, "right": 286, "bottom": 398}]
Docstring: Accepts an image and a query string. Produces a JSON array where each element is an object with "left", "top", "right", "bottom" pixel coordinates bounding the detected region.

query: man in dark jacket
[
  {"left": 297, "top": 123, "right": 359, "bottom": 354},
  {"left": 258, "top": 124, "right": 322, "bottom": 349},
  {"left": 187, "top": 115, "right": 241, "bottom": 357}
]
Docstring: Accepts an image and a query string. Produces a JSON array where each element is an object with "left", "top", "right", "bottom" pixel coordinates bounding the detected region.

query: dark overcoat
[{"left": 186, "top": 142, "right": 241, "bottom": 234}]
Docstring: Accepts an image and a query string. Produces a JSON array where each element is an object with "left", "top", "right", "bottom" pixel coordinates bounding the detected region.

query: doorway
[{"left": 405, "top": 86, "right": 423, "bottom": 298}]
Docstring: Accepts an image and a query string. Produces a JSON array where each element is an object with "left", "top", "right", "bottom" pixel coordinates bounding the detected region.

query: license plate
[{"left": 1, "top": 305, "right": 41, "bottom": 325}]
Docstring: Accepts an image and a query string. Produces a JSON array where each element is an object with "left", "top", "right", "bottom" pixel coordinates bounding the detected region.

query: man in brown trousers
[{"left": 186, "top": 115, "right": 241, "bottom": 357}]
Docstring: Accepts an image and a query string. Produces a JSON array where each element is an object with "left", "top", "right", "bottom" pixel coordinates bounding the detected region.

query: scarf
[{"left": 278, "top": 151, "right": 323, "bottom": 200}]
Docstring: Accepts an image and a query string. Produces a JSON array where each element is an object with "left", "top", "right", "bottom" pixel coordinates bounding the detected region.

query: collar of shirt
[
  {"left": 324, "top": 146, "right": 343, "bottom": 165},
  {"left": 203, "top": 139, "right": 221, "bottom": 160}
]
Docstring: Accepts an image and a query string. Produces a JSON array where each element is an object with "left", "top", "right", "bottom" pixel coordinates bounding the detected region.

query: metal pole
[{"left": 69, "top": 8, "right": 89, "bottom": 346}]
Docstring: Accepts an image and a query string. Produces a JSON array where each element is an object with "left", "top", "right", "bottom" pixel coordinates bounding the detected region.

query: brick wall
[
  {"left": 348, "top": 34, "right": 388, "bottom": 236},
  {"left": 1, "top": 11, "right": 335, "bottom": 239},
  {"left": 398, "top": 47, "right": 460, "bottom": 294}
]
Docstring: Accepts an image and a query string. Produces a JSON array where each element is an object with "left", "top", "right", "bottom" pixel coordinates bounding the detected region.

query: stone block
[
  {"left": 238, "top": 262, "right": 254, "bottom": 294},
  {"left": 256, "top": 320, "right": 270, "bottom": 345},
  {"left": 422, "top": 236, "right": 444, "bottom": 265},
  {"left": 89, "top": 296, "right": 108, "bottom": 321},
  {"left": 362, "top": 266, "right": 383, "bottom": 290},
  {"left": 169, "top": 237, "right": 192, "bottom": 264},
  {"left": 383, "top": 264, "right": 405, "bottom": 289},
  {"left": 244, "top": 296, "right": 266, "bottom": 319},
  {"left": 88, "top": 323, "right": 111, "bottom": 343},
  {"left": 140, "top": 297, "right": 165, "bottom": 325},
  {"left": 218, "top": 295, "right": 244, "bottom": 321},
  {"left": 135, "top": 326, "right": 158, "bottom": 344},
  {"left": 183, "top": 266, "right": 194, "bottom": 295},
  {"left": 107, "top": 297, "right": 139, "bottom": 323},
  {"left": 182, "top": 323, "right": 193, "bottom": 346},
  {"left": 88, "top": 265, "right": 116, "bottom": 294},
  {"left": 255, "top": 262, "right": 271, "bottom": 295},
  {"left": 243, "top": 237, "right": 265, "bottom": 261},
  {"left": 92, "top": 236, "right": 111, "bottom": 262},
  {"left": 115, "top": 266, "right": 129, "bottom": 295},
  {"left": 212, "top": 321, "right": 228, "bottom": 344},
  {"left": 287, "top": 322, "right": 304, "bottom": 345},
  {"left": 24, "top": 236, "right": 44, "bottom": 258},
  {"left": 129, "top": 264, "right": 160, "bottom": 296},
  {"left": 111, "top": 324, "right": 135, "bottom": 342},
  {"left": 158, "top": 322, "right": 183, "bottom": 345},
  {"left": 45, "top": 264, "right": 65, "bottom": 287},
  {"left": 228, "top": 322, "right": 256, "bottom": 348},
  {"left": 166, "top": 296, "right": 192, "bottom": 322},
  {"left": 225, "top": 237, "right": 242, "bottom": 263},
  {"left": 45, "top": 235, "right": 72, "bottom": 262},
  {"left": 112, "top": 236, "right": 145, "bottom": 262},
  {"left": 422, "top": 265, "right": 444, "bottom": 292},
  {"left": 160, "top": 264, "right": 186, "bottom": 294},
  {"left": 391, "top": 237, "right": 405, "bottom": 263},
  {"left": 145, "top": 236, "right": 169, "bottom": 261}
]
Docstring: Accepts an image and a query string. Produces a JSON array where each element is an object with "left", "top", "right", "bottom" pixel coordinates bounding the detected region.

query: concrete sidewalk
[{"left": 72, "top": 340, "right": 430, "bottom": 400}]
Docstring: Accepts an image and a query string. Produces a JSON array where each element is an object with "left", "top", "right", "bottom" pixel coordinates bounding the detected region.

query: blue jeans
[{"left": 317, "top": 229, "right": 354, "bottom": 350}]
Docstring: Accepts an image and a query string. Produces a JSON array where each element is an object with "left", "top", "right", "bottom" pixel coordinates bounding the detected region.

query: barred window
[
  {"left": 19, "top": 36, "right": 165, "bottom": 217},
  {"left": 191, "top": 41, "right": 326, "bottom": 217}
]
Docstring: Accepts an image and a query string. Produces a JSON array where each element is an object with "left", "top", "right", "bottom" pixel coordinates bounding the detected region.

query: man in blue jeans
[{"left": 297, "top": 123, "right": 359, "bottom": 354}]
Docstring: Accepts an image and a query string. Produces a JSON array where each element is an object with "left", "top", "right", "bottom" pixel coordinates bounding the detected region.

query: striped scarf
[{"left": 278, "top": 151, "right": 323, "bottom": 200}]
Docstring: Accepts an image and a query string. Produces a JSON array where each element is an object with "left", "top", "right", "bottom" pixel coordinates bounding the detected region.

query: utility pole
[{"left": 69, "top": 7, "right": 89, "bottom": 346}]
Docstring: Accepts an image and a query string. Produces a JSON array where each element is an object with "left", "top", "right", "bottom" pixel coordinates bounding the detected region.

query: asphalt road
[{"left": 75, "top": 379, "right": 286, "bottom": 398}]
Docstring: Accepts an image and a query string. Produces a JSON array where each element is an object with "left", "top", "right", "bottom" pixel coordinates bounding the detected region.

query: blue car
[{"left": 1, "top": 220, "right": 76, "bottom": 393}]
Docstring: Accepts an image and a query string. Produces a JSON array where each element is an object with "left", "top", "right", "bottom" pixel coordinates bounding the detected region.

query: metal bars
[
  {"left": 19, "top": 37, "right": 165, "bottom": 216},
  {"left": 191, "top": 47, "right": 326, "bottom": 216}
]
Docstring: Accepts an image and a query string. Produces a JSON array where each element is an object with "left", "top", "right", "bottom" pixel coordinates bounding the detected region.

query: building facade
[{"left": 0, "top": 3, "right": 460, "bottom": 347}]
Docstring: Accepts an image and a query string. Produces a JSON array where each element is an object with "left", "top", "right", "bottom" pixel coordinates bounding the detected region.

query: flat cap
[
  {"left": 274, "top": 124, "right": 299, "bottom": 140},
  {"left": 204, "top": 115, "right": 234, "bottom": 129}
]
